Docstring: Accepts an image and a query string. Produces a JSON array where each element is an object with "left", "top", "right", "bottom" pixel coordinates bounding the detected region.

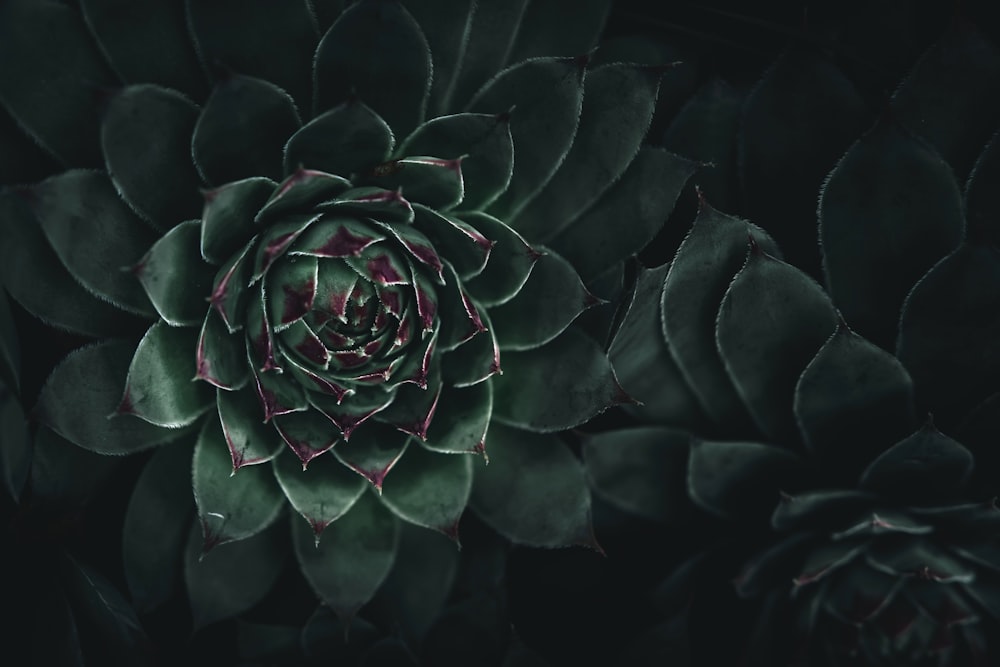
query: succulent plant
[
  {"left": 584, "top": 8, "right": 1000, "bottom": 666},
  {"left": 0, "top": 0, "right": 695, "bottom": 657}
]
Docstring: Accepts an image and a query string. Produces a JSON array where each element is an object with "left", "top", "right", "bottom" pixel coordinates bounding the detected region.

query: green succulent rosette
[{"left": 0, "top": 0, "right": 695, "bottom": 634}]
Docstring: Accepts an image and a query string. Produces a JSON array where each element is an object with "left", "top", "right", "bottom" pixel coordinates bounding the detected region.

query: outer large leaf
[
  {"left": 0, "top": 292, "right": 18, "bottom": 393},
  {"left": 819, "top": 119, "right": 964, "bottom": 350},
  {"left": 122, "top": 439, "right": 195, "bottom": 614},
  {"left": 200, "top": 177, "right": 275, "bottom": 264},
  {"left": 135, "top": 220, "right": 217, "bottom": 326},
  {"left": 687, "top": 439, "right": 802, "bottom": 519},
  {"left": 423, "top": 381, "right": 492, "bottom": 456},
  {"left": 493, "top": 327, "right": 628, "bottom": 432},
  {"left": 0, "top": 0, "right": 116, "bottom": 166},
  {"left": 379, "top": 444, "right": 472, "bottom": 539},
  {"left": 101, "top": 85, "right": 204, "bottom": 230},
  {"left": 35, "top": 340, "right": 191, "bottom": 454},
  {"left": 0, "top": 379, "right": 29, "bottom": 502},
  {"left": 505, "top": 0, "right": 609, "bottom": 63},
  {"left": 401, "top": 0, "right": 474, "bottom": 117},
  {"left": 284, "top": 101, "right": 394, "bottom": 178},
  {"left": 470, "top": 423, "right": 595, "bottom": 549},
  {"left": 273, "top": 450, "right": 367, "bottom": 537},
  {"left": 461, "top": 211, "right": 540, "bottom": 307},
  {"left": 293, "top": 490, "right": 400, "bottom": 619},
  {"left": 314, "top": 0, "right": 431, "bottom": 138},
  {"left": 193, "top": 417, "right": 285, "bottom": 551},
  {"left": 29, "top": 427, "right": 119, "bottom": 511},
  {"left": 217, "top": 386, "right": 284, "bottom": 469},
  {"left": 966, "top": 130, "right": 1000, "bottom": 246}
]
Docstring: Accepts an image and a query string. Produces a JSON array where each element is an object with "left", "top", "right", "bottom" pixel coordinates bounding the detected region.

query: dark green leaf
[
  {"left": 184, "top": 519, "right": 285, "bottom": 630},
  {"left": 186, "top": 0, "right": 317, "bottom": 111},
  {"left": 966, "top": 130, "right": 1000, "bottom": 246},
  {"left": 201, "top": 177, "right": 275, "bottom": 265},
  {"left": 196, "top": 309, "right": 250, "bottom": 390},
  {"left": 273, "top": 449, "right": 366, "bottom": 538},
  {"left": 193, "top": 416, "right": 285, "bottom": 551},
  {"left": 412, "top": 205, "right": 492, "bottom": 279},
  {"left": 272, "top": 408, "right": 341, "bottom": 467},
  {"left": 462, "top": 211, "right": 540, "bottom": 307},
  {"left": 0, "top": 103, "right": 60, "bottom": 184},
  {"left": 583, "top": 427, "right": 692, "bottom": 524},
  {"left": 0, "top": 379, "right": 29, "bottom": 502},
  {"left": 896, "top": 243, "right": 1000, "bottom": 428},
  {"left": 293, "top": 490, "right": 400, "bottom": 619},
  {"left": 29, "top": 427, "right": 119, "bottom": 510},
  {"left": 119, "top": 322, "right": 213, "bottom": 428},
  {"left": 136, "top": 220, "right": 217, "bottom": 326},
  {"left": 35, "top": 340, "right": 191, "bottom": 454},
  {"left": 470, "top": 423, "right": 595, "bottom": 548},
  {"left": 514, "top": 63, "right": 663, "bottom": 241},
  {"left": 284, "top": 101, "right": 394, "bottom": 178},
  {"left": 236, "top": 622, "right": 303, "bottom": 663},
  {"left": 193, "top": 74, "right": 301, "bottom": 185},
  {"left": 380, "top": 444, "right": 472, "bottom": 539},
  {"left": 440, "top": 311, "right": 500, "bottom": 388},
  {"left": 401, "top": 0, "right": 474, "bottom": 117},
  {"left": 0, "top": 0, "right": 116, "bottom": 166},
  {"left": 301, "top": 606, "right": 380, "bottom": 662},
  {"left": 661, "top": 200, "right": 779, "bottom": 432},
  {"left": 490, "top": 250, "right": 599, "bottom": 350},
  {"left": 315, "top": 0, "right": 431, "bottom": 138},
  {"left": 819, "top": 119, "right": 964, "bottom": 350},
  {"left": 31, "top": 579, "right": 84, "bottom": 667},
  {"left": 102, "top": 84, "right": 204, "bottom": 230},
  {"left": 770, "top": 489, "right": 875, "bottom": 532},
  {"left": 257, "top": 170, "right": 350, "bottom": 223},
  {"left": 80, "top": 0, "right": 208, "bottom": 99},
  {"left": 424, "top": 381, "right": 492, "bottom": 456},
  {"left": 0, "top": 292, "right": 18, "bottom": 393},
  {"left": 493, "top": 326, "right": 627, "bottom": 432},
  {"left": 266, "top": 255, "right": 318, "bottom": 330},
  {"left": 217, "top": 387, "right": 283, "bottom": 469},
  {"left": 687, "top": 439, "right": 801, "bottom": 519},
  {"left": 548, "top": 148, "right": 697, "bottom": 280},
  {"left": 332, "top": 421, "right": 411, "bottom": 491},
  {"left": 468, "top": 57, "right": 585, "bottom": 226},
  {"left": 367, "top": 156, "right": 464, "bottom": 210},
  {"left": 31, "top": 170, "right": 158, "bottom": 317},
  {"left": 310, "top": 0, "right": 344, "bottom": 32},
  {"left": 506, "top": 0, "right": 608, "bottom": 63},
  {"left": 716, "top": 247, "right": 838, "bottom": 444},
  {"left": 122, "top": 439, "right": 195, "bottom": 614}
]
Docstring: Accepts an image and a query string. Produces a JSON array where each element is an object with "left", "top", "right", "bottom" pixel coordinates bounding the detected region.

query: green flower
[{"left": 0, "top": 0, "right": 690, "bottom": 631}]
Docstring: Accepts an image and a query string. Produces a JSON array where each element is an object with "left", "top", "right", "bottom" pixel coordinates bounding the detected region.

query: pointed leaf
[
  {"left": 467, "top": 57, "right": 585, "bottom": 223},
  {"left": 196, "top": 309, "right": 251, "bottom": 390},
  {"left": 28, "top": 426, "right": 120, "bottom": 510},
  {"left": 794, "top": 324, "right": 918, "bottom": 473},
  {"left": 398, "top": 112, "right": 513, "bottom": 210},
  {"left": 266, "top": 255, "right": 318, "bottom": 330},
  {"left": 770, "top": 489, "right": 874, "bottom": 532},
  {"left": 315, "top": 0, "right": 431, "bottom": 138},
  {"left": 0, "top": 379, "right": 29, "bottom": 502},
  {"left": 273, "top": 449, "right": 366, "bottom": 537},
  {"left": 470, "top": 423, "right": 594, "bottom": 548},
  {"left": 966, "top": 130, "right": 1000, "bottom": 246},
  {"left": 0, "top": 0, "right": 116, "bottom": 166},
  {"left": 119, "top": 322, "right": 213, "bottom": 428},
  {"left": 508, "top": 0, "right": 608, "bottom": 61},
  {"left": 583, "top": 427, "right": 692, "bottom": 524},
  {"left": 412, "top": 204, "right": 492, "bottom": 279},
  {"left": 256, "top": 170, "right": 351, "bottom": 224},
  {"left": 401, "top": 0, "right": 474, "bottom": 116},
  {"left": 122, "top": 440, "right": 195, "bottom": 614},
  {"left": 102, "top": 84, "right": 204, "bottom": 229},
  {"left": 819, "top": 119, "right": 964, "bottom": 349},
  {"left": 36, "top": 340, "right": 191, "bottom": 454},
  {"left": 493, "top": 327, "right": 625, "bottom": 432},
  {"left": 217, "top": 387, "right": 283, "bottom": 469},
  {"left": 193, "top": 417, "right": 285, "bottom": 550},
  {"left": 380, "top": 444, "right": 472, "bottom": 538},
  {"left": 186, "top": 0, "right": 317, "bottom": 110},
  {"left": 301, "top": 607, "right": 380, "bottom": 662},
  {"left": 293, "top": 490, "right": 400, "bottom": 619},
  {"left": 318, "top": 186, "right": 413, "bottom": 224},
  {"left": 514, "top": 63, "right": 663, "bottom": 240},
  {"left": 462, "top": 211, "right": 540, "bottom": 307},
  {"left": 367, "top": 156, "right": 465, "bottom": 210},
  {"left": 249, "top": 214, "right": 320, "bottom": 282},
  {"left": 549, "top": 148, "right": 698, "bottom": 280},
  {"left": 209, "top": 240, "right": 254, "bottom": 332},
  {"left": 31, "top": 170, "right": 158, "bottom": 317},
  {"left": 440, "top": 312, "right": 499, "bottom": 388},
  {"left": 250, "top": 363, "right": 310, "bottom": 422},
  {"left": 424, "top": 380, "right": 492, "bottom": 455},
  {"left": 687, "top": 439, "right": 802, "bottom": 519},
  {"left": 661, "top": 200, "right": 780, "bottom": 431},
  {"left": 135, "top": 220, "right": 216, "bottom": 326},
  {"left": 272, "top": 409, "right": 340, "bottom": 467},
  {"left": 332, "top": 421, "right": 410, "bottom": 490},
  {"left": 717, "top": 247, "right": 839, "bottom": 444},
  {"left": 490, "top": 250, "right": 599, "bottom": 350},
  {"left": 284, "top": 100, "right": 394, "bottom": 177},
  {"left": 201, "top": 177, "right": 276, "bottom": 264},
  {"left": 193, "top": 74, "right": 301, "bottom": 185},
  {"left": 184, "top": 519, "right": 285, "bottom": 630}
]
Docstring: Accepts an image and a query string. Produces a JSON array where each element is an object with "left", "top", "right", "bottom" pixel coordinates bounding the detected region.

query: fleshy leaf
[
  {"left": 398, "top": 112, "right": 513, "bottom": 210},
  {"left": 184, "top": 519, "right": 285, "bottom": 631},
  {"left": 249, "top": 214, "right": 320, "bottom": 283},
  {"left": 461, "top": 211, "right": 540, "bottom": 307},
  {"left": 966, "top": 130, "right": 1000, "bottom": 246},
  {"left": 583, "top": 427, "right": 692, "bottom": 524},
  {"left": 256, "top": 170, "right": 351, "bottom": 224},
  {"left": 193, "top": 74, "right": 301, "bottom": 185},
  {"left": 31, "top": 170, "right": 158, "bottom": 317},
  {"left": 293, "top": 490, "right": 400, "bottom": 619},
  {"left": 301, "top": 607, "right": 380, "bottom": 662},
  {"left": 314, "top": 0, "right": 431, "bottom": 138},
  {"left": 250, "top": 361, "right": 310, "bottom": 422},
  {"left": 490, "top": 250, "right": 600, "bottom": 351},
  {"left": 897, "top": 243, "right": 1000, "bottom": 428},
  {"left": 0, "top": 293, "right": 18, "bottom": 393},
  {"left": 122, "top": 440, "right": 195, "bottom": 614},
  {"left": 30, "top": 579, "right": 84, "bottom": 667},
  {"left": 424, "top": 381, "right": 492, "bottom": 455},
  {"left": 196, "top": 309, "right": 250, "bottom": 390},
  {"left": 375, "top": 219, "right": 445, "bottom": 282},
  {"left": 770, "top": 489, "right": 874, "bottom": 532},
  {"left": 440, "top": 311, "right": 499, "bottom": 388},
  {"left": 548, "top": 148, "right": 698, "bottom": 280},
  {"left": 284, "top": 100, "right": 394, "bottom": 177},
  {"left": 118, "top": 322, "right": 214, "bottom": 428},
  {"left": 514, "top": 63, "right": 663, "bottom": 240},
  {"left": 506, "top": 0, "right": 608, "bottom": 62},
  {"left": 272, "top": 409, "right": 340, "bottom": 467},
  {"left": 0, "top": 379, "right": 29, "bottom": 502},
  {"left": 200, "top": 177, "right": 276, "bottom": 265},
  {"left": 716, "top": 246, "right": 838, "bottom": 444},
  {"left": 493, "top": 327, "right": 627, "bottom": 432},
  {"left": 208, "top": 240, "right": 253, "bottom": 333},
  {"left": 266, "top": 255, "right": 318, "bottom": 330},
  {"left": 794, "top": 323, "right": 918, "bottom": 475},
  {"left": 217, "top": 387, "right": 283, "bottom": 469},
  {"left": 0, "top": 0, "right": 116, "bottom": 166},
  {"left": 819, "top": 119, "right": 964, "bottom": 350},
  {"left": 135, "top": 220, "right": 216, "bottom": 326},
  {"left": 290, "top": 217, "right": 385, "bottom": 259},
  {"left": 273, "top": 450, "right": 366, "bottom": 537},
  {"left": 101, "top": 84, "right": 203, "bottom": 229},
  {"left": 35, "top": 340, "right": 191, "bottom": 454},
  {"left": 412, "top": 205, "right": 492, "bottom": 279},
  {"left": 468, "top": 57, "right": 585, "bottom": 224},
  {"left": 470, "top": 423, "right": 595, "bottom": 549},
  {"left": 29, "top": 426, "right": 119, "bottom": 510},
  {"left": 186, "top": 0, "right": 317, "bottom": 110},
  {"left": 380, "top": 444, "right": 472, "bottom": 539},
  {"left": 367, "top": 156, "right": 465, "bottom": 211},
  {"left": 687, "top": 439, "right": 802, "bottom": 519},
  {"left": 193, "top": 417, "right": 285, "bottom": 551},
  {"left": 661, "top": 200, "right": 780, "bottom": 432},
  {"left": 332, "top": 421, "right": 410, "bottom": 491}
]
